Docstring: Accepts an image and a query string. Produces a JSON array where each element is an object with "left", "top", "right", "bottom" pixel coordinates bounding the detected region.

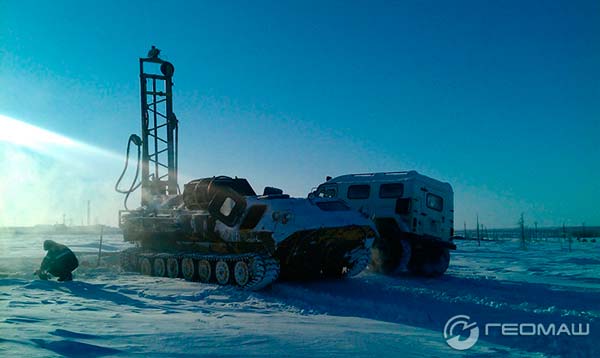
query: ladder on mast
[{"left": 139, "top": 50, "right": 178, "bottom": 205}]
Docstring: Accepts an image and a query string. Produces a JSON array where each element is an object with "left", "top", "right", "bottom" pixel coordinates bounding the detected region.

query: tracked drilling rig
[{"left": 116, "top": 48, "right": 376, "bottom": 290}]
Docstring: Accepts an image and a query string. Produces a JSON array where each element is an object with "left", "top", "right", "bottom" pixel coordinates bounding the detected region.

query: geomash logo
[
  {"left": 443, "top": 315, "right": 479, "bottom": 350},
  {"left": 444, "top": 315, "right": 591, "bottom": 350}
]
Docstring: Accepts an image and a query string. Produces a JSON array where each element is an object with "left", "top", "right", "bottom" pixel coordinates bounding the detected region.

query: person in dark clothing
[{"left": 35, "top": 240, "right": 79, "bottom": 281}]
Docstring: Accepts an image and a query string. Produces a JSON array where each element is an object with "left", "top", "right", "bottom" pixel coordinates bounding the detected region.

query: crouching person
[{"left": 35, "top": 240, "right": 79, "bottom": 281}]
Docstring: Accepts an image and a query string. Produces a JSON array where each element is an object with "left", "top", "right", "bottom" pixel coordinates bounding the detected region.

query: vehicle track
[{"left": 265, "top": 271, "right": 600, "bottom": 357}]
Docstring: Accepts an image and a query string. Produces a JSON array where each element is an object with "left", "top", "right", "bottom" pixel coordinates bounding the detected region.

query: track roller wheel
[
  {"left": 215, "top": 260, "right": 230, "bottom": 285},
  {"left": 120, "top": 250, "right": 137, "bottom": 271},
  {"left": 233, "top": 261, "right": 250, "bottom": 287},
  {"left": 344, "top": 247, "right": 370, "bottom": 277},
  {"left": 181, "top": 258, "right": 196, "bottom": 281},
  {"left": 154, "top": 257, "right": 167, "bottom": 277},
  {"left": 140, "top": 257, "right": 153, "bottom": 276},
  {"left": 166, "top": 257, "right": 180, "bottom": 278},
  {"left": 197, "top": 260, "right": 212, "bottom": 283}
]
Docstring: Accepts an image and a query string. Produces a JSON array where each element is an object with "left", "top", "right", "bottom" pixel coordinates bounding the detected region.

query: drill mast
[{"left": 139, "top": 51, "right": 178, "bottom": 205}]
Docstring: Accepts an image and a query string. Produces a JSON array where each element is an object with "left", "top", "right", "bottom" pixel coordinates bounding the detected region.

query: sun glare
[
  {"left": 0, "top": 114, "right": 121, "bottom": 161},
  {"left": 0, "top": 114, "right": 127, "bottom": 227},
  {"left": 0, "top": 114, "right": 77, "bottom": 150}
]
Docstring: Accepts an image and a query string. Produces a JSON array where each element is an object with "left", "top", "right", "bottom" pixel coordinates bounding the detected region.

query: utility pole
[
  {"left": 87, "top": 200, "right": 91, "bottom": 226},
  {"left": 476, "top": 214, "right": 480, "bottom": 246},
  {"left": 562, "top": 223, "right": 567, "bottom": 251},
  {"left": 97, "top": 226, "right": 104, "bottom": 267},
  {"left": 566, "top": 224, "right": 572, "bottom": 252},
  {"left": 464, "top": 221, "right": 467, "bottom": 239},
  {"left": 519, "top": 213, "right": 526, "bottom": 249}
]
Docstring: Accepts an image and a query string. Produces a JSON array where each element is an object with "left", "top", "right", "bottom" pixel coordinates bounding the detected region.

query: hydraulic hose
[{"left": 115, "top": 134, "right": 142, "bottom": 210}]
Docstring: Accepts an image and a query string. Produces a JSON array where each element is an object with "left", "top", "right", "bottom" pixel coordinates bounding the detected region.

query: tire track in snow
[{"left": 264, "top": 272, "right": 599, "bottom": 358}]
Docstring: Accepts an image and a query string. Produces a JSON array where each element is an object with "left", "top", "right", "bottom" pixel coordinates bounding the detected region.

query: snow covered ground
[{"left": 1, "top": 233, "right": 598, "bottom": 357}]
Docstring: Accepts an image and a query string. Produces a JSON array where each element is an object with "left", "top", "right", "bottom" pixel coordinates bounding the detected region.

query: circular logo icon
[{"left": 444, "top": 315, "right": 479, "bottom": 350}]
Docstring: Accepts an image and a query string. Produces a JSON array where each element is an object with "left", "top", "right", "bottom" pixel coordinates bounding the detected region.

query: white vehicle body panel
[{"left": 313, "top": 171, "right": 454, "bottom": 242}]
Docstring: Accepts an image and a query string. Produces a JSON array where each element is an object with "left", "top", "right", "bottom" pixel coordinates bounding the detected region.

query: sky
[{"left": 0, "top": 0, "right": 598, "bottom": 228}]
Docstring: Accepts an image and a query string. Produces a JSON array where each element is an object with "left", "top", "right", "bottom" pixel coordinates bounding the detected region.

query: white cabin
[{"left": 312, "top": 171, "right": 454, "bottom": 242}]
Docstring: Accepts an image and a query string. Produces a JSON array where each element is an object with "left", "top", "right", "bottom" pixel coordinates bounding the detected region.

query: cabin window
[
  {"left": 317, "top": 185, "right": 337, "bottom": 198},
  {"left": 426, "top": 193, "right": 443, "bottom": 211},
  {"left": 219, "top": 197, "right": 236, "bottom": 217},
  {"left": 347, "top": 185, "right": 370, "bottom": 199},
  {"left": 379, "top": 183, "right": 404, "bottom": 198}
]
